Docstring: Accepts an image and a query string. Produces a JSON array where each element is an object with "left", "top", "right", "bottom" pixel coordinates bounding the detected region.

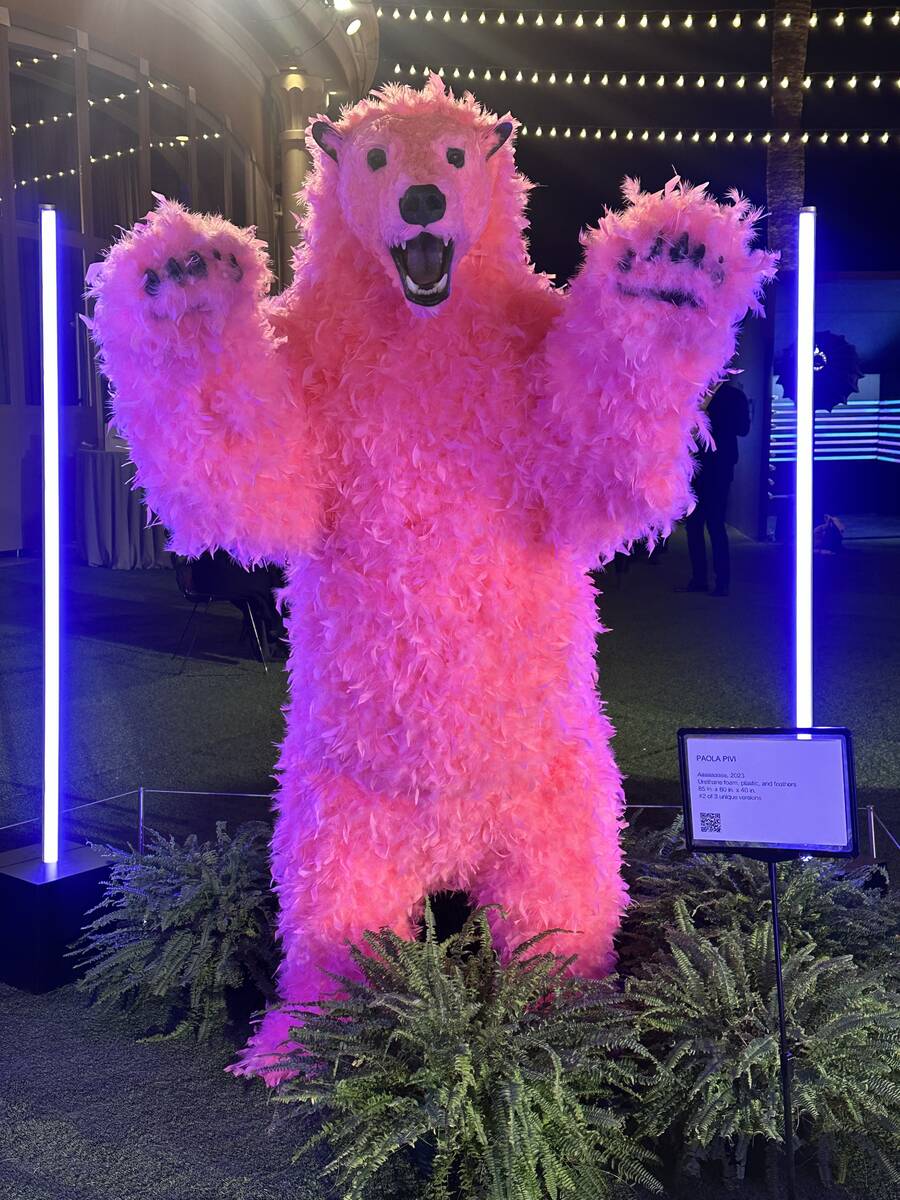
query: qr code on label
[{"left": 700, "top": 812, "right": 722, "bottom": 834}]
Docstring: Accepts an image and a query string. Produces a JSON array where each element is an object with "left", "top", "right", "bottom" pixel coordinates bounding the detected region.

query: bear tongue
[{"left": 405, "top": 234, "right": 443, "bottom": 287}]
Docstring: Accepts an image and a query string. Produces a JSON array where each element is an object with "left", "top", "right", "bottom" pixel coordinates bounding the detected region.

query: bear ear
[
  {"left": 311, "top": 120, "right": 343, "bottom": 163},
  {"left": 486, "top": 120, "right": 514, "bottom": 159}
]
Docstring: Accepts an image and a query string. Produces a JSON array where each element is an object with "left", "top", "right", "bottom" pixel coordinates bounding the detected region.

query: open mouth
[{"left": 390, "top": 233, "right": 454, "bottom": 307}]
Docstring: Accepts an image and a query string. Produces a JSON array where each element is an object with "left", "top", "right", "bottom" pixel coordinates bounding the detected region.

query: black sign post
[{"left": 678, "top": 727, "right": 857, "bottom": 1200}]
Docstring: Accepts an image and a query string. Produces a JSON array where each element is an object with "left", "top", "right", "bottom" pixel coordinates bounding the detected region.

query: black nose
[{"left": 399, "top": 184, "right": 446, "bottom": 227}]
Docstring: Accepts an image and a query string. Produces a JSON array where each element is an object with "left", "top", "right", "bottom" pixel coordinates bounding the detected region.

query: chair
[{"left": 171, "top": 553, "right": 270, "bottom": 672}]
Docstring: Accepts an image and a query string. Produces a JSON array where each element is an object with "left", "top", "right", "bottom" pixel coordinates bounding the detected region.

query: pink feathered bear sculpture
[{"left": 88, "top": 76, "right": 776, "bottom": 1079}]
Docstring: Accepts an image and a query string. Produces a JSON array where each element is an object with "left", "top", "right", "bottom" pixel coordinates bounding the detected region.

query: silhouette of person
[{"left": 681, "top": 380, "right": 750, "bottom": 597}]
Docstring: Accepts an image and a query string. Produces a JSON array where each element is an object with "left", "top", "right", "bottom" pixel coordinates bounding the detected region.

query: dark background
[{"left": 373, "top": 1, "right": 900, "bottom": 282}]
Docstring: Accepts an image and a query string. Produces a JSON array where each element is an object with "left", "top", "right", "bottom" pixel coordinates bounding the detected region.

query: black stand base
[{"left": 0, "top": 843, "right": 110, "bottom": 992}]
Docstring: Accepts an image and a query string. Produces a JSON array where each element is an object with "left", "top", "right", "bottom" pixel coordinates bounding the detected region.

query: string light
[
  {"left": 510, "top": 124, "right": 898, "bottom": 146},
  {"left": 394, "top": 63, "right": 900, "bottom": 93},
  {"left": 7, "top": 81, "right": 210, "bottom": 138},
  {"left": 12, "top": 51, "right": 64, "bottom": 68},
  {"left": 377, "top": 5, "right": 900, "bottom": 31}
]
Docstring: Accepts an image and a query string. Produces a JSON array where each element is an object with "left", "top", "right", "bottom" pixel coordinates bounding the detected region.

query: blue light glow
[
  {"left": 40, "top": 205, "right": 60, "bottom": 866},
  {"left": 795, "top": 208, "right": 816, "bottom": 731},
  {"left": 770, "top": 396, "right": 900, "bottom": 462}
]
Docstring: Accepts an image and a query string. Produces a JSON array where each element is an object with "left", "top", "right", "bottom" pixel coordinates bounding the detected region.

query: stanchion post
[
  {"left": 866, "top": 804, "right": 877, "bottom": 860},
  {"left": 768, "top": 859, "right": 796, "bottom": 1200}
]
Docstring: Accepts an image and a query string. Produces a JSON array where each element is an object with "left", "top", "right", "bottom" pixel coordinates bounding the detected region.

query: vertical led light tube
[
  {"left": 795, "top": 208, "right": 816, "bottom": 730},
  {"left": 40, "top": 205, "right": 60, "bottom": 865}
]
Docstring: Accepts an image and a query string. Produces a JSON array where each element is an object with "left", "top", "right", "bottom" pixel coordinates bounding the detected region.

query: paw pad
[{"left": 140, "top": 247, "right": 243, "bottom": 296}]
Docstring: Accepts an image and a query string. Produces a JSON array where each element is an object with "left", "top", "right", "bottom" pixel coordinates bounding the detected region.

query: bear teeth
[{"left": 405, "top": 272, "right": 448, "bottom": 296}]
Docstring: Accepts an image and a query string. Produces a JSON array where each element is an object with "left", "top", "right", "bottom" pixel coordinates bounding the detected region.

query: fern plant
[
  {"left": 274, "top": 904, "right": 661, "bottom": 1200},
  {"left": 620, "top": 817, "right": 900, "bottom": 983},
  {"left": 626, "top": 900, "right": 900, "bottom": 1186},
  {"left": 71, "top": 821, "right": 278, "bottom": 1041}
]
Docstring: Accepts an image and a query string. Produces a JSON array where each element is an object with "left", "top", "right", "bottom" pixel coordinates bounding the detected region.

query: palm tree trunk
[{"left": 766, "top": 0, "right": 812, "bottom": 271}]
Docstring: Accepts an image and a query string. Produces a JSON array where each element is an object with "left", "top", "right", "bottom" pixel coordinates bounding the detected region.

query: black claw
[
  {"left": 648, "top": 235, "right": 664, "bottom": 260},
  {"left": 228, "top": 252, "right": 244, "bottom": 282},
  {"left": 690, "top": 242, "right": 706, "bottom": 266},
  {"left": 143, "top": 268, "right": 161, "bottom": 296},
  {"left": 670, "top": 232, "right": 690, "bottom": 263},
  {"left": 166, "top": 257, "right": 184, "bottom": 283},
  {"left": 617, "top": 247, "right": 637, "bottom": 273},
  {"left": 185, "top": 250, "right": 207, "bottom": 278}
]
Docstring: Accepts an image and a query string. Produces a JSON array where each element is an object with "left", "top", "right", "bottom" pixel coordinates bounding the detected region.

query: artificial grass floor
[{"left": 0, "top": 528, "right": 898, "bottom": 1198}]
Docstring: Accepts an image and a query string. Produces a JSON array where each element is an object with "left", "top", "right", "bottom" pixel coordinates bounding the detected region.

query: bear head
[{"left": 303, "top": 76, "right": 526, "bottom": 312}]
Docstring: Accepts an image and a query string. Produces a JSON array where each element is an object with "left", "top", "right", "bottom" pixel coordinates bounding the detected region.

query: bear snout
[{"left": 398, "top": 184, "right": 447, "bottom": 227}]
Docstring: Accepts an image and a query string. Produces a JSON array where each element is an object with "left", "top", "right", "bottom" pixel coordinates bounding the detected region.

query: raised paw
[
  {"left": 87, "top": 198, "right": 270, "bottom": 336},
  {"left": 616, "top": 229, "right": 726, "bottom": 308},
  {"left": 595, "top": 176, "right": 778, "bottom": 320}
]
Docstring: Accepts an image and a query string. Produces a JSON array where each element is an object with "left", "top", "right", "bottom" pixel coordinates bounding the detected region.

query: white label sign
[{"left": 680, "top": 730, "right": 855, "bottom": 855}]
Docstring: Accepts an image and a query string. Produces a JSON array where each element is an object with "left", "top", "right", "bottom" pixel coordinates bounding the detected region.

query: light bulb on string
[
  {"left": 708, "top": 12, "right": 717, "bottom": 26},
  {"left": 617, "top": 13, "right": 626, "bottom": 28}
]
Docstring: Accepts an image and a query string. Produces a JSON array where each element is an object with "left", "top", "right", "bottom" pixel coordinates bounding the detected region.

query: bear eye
[
  {"left": 367, "top": 147, "right": 387, "bottom": 171},
  {"left": 446, "top": 147, "right": 465, "bottom": 168}
]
